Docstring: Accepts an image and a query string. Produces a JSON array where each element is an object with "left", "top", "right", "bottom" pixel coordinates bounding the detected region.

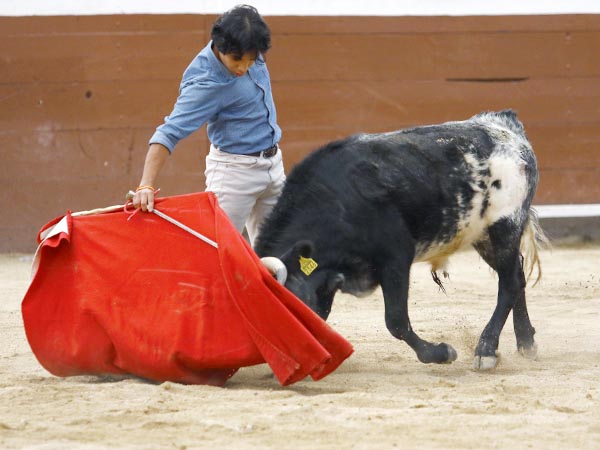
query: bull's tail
[{"left": 520, "top": 208, "right": 550, "bottom": 286}]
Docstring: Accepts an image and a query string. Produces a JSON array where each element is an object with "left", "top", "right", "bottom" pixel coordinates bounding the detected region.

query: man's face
[{"left": 217, "top": 50, "right": 257, "bottom": 77}]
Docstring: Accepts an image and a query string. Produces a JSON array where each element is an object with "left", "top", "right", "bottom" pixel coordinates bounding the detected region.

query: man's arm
[{"left": 133, "top": 143, "right": 170, "bottom": 212}]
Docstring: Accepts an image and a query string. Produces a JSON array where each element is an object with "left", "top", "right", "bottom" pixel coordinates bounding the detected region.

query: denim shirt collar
[{"left": 206, "top": 40, "right": 237, "bottom": 81}]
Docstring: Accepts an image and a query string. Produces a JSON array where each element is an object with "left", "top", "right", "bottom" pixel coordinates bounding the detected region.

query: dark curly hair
[{"left": 211, "top": 5, "right": 271, "bottom": 56}]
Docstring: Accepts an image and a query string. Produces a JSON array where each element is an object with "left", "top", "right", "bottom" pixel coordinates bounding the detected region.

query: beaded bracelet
[{"left": 135, "top": 185, "right": 155, "bottom": 192}]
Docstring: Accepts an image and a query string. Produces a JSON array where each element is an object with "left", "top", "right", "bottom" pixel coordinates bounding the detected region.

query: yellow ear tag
[{"left": 299, "top": 256, "right": 318, "bottom": 276}]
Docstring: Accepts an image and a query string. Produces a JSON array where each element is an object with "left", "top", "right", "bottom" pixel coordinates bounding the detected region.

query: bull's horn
[{"left": 260, "top": 257, "right": 287, "bottom": 285}]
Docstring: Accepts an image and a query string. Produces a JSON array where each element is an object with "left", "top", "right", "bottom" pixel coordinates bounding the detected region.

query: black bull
[{"left": 255, "top": 110, "right": 547, "bottom": 370}]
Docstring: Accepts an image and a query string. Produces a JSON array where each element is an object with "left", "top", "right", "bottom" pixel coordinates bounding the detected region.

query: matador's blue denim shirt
[{"left": 149, "top": 41, "right": 281, "bottom": 155}]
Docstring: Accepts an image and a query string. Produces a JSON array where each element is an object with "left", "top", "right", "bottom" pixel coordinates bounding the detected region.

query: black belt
[{"left": 247, "top": 144, "right": 278, "bottom": 158}]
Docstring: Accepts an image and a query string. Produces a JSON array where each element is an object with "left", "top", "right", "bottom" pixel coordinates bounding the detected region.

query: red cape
[{"left": 22, "top": 192, "right": 353, "bottom": 386}]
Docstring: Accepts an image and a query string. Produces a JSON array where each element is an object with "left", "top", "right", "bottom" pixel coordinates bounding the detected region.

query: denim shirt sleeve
[{"left": 149, "top": 80, "right": 222, "bottom": 153}]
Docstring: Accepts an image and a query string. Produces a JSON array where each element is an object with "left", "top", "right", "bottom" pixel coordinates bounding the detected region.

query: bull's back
[
  {"left": 257, "top": 111, "right": 537, "bottom": 263},
  {"left": 340, "top": 125, "right": 495, "bottom": 244}
]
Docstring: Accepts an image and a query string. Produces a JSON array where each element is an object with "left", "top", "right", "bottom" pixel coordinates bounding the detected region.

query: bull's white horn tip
[{"left": 260, "top": 256, "right": 288, "bottom": 285}]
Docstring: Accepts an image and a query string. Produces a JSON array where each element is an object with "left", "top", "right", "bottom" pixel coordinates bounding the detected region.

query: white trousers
[{"left": 204, "top": 144, "right": 286, "bottom": 246}]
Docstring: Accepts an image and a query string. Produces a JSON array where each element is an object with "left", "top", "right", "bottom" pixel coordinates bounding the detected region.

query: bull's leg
[
  {"left": 512, "top": 255, "right": 537, "bottom": 359},
  {"left": 379, "top": 260, "right": 458, "bottom": 364},
  {"left": 472, "top": 218, "right": 530, "bottom": 370},
  {"left": 474, "top": 235, "right": 537, "bottom": 362}
]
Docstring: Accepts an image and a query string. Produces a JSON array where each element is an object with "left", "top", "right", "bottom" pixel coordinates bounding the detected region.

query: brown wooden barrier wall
[{"left": 1, "top": 14, "right": 599, "bottom": 252}]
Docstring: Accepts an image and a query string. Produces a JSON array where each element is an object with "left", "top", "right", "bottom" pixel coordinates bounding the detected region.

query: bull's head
[{"left": 261, "top": 240, "right": 344, "bottom": 320}]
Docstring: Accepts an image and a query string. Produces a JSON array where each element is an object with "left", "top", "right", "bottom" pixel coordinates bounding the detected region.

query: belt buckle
[{"left": 264, "top": 145, "right": 277, "bottom": 158}]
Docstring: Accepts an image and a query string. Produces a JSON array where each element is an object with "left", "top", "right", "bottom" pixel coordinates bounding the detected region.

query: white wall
[{"left": 3, "top": 0, "right": 600, "bottom": 17}]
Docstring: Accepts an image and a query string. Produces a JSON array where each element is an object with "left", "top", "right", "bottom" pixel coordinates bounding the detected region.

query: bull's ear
[
  {"left": 294, "top": 240, "right": 314, "bottom": 258},
  {"left": 280, "top": 240, "right": 315, "bottom": 273}
]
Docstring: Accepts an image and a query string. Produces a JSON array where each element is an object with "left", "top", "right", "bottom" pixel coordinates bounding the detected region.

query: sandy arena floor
[{"left": 1, "top": 245, "right": 599, "bottom": 449}]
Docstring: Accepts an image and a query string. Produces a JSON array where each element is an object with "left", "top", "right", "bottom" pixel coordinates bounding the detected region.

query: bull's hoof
[
  {"left": 518, "top": 342, "right": 538, "bottom": 360},
  {"left": 473, "top": 355, "right": 497, "bottom": 371},
  {"left": 445, "top": 345, "right": 458, "bottom": 363},
  {"left": 418, "top": 343, "right": 458, "bottom": 364}
]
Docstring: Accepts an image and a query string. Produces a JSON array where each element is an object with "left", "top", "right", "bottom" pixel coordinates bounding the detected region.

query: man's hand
[{"left": 133, "top": 186, "right": 156, "bottom": 212}]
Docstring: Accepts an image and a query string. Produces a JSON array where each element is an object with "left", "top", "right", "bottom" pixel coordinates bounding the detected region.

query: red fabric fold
[{"left": 21, "top": 192, "right": 353, "bottom": 386}]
